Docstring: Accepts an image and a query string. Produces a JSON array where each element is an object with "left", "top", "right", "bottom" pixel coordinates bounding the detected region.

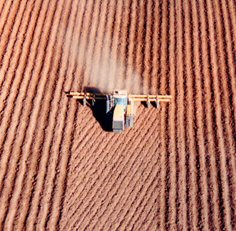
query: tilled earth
[{"left": 0, "top": 0, "right": 235, "bottom": 230}]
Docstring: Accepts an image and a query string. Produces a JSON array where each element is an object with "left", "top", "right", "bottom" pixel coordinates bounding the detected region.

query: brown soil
[{"left": 0, "top": 0, "right": 235, "bottom": 230}]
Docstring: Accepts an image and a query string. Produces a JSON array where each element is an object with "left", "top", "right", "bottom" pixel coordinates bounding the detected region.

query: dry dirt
[{"left": 0, "top": 0, "right": 236, "bottom": 230}]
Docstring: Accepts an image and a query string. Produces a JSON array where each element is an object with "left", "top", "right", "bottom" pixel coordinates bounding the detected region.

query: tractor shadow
[{"left": 80, "top": 86, "right": 114, "bottom": 132}]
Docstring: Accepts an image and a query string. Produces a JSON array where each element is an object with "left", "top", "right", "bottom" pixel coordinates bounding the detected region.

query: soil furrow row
[
  {"left": 191, "top": 1, "right": 210, "bottom": 229},
  {"left": 133, "top": 0, "right": 144, "bottom": 93},
  {"left": 106, "top": 0, "right": 124, "bottom": 91},
  {"left": 220, "top": 1, "right": 236, "bottom": 227},
  {"left": 125, "top": 0, "right": 138, "bottom": 93},
  {"left": 0, "top": 0, "right": 15, "bottom": 43},
  {"left": 175, "top": 1, "right": 188, "bottom": 229},
  {"left": 78, "top": 0, "right": 101, "bottom": 89},
  {"left": 143, "top": 0, "right": 152, "bottom": 94},
  {"left": 65, "top": 108, "right": 152, "bottom": 229},
  {"left": 67, "top": 109, "right": 146, "bottom": 202},
  {"left": 0, "top": 0, "right": 9, "bottom": 18},
  {"left": 122, "top": 0, "right": 132, "bottom": 92},
  {"left": 227, "top": 0, "right": 236, "bottom": 53},
  {"left": 223, "top": 1, "right": 236, "bottom": 133},
  {"left": 14, "top": 0, "right": 76, "bottom": 229},
  {"left": 151, "top": 0, "right": 161, "bottom": 94},
  {"left": 35, "top": 0, "right": 91, "bottom": 228},
  {"left": 166, "top": 1, "right": 177, "bottom": 229},
  {"left": 0, "top": 0, "right": 39, "bottom": 120},
  {"left": 88, "top": 0, "right": 110, "bottom": 89},
  {"left": 82, "top": 114, "right": 161, "bottom": 231},
  {"left": 107, "top": 127, "right": 161, "bottom": 231},
  {"left": 123, "top": 184, "right": 158, "bottom": 230},
  {"left": 30, "top": 3, "right": 87, "bottom": 228},
  {"left": 1, "top": 0, "right": 65, "bottom": 229},
  {"left": 0, "top": 0, "right": 50, "bottom": 201},
  {"left": 94, "top": 0, "right": 113, "bottom": 91},
  {"left": 82, "top": 0, "right": 103, "bottom": 88},
  {"left": 0, "top": 0, "right": 48, "bottom": 160},
  {"left": 183, "top": 1, "right": 198, "bottom": 229},
  {"left": 206, "top": 0, "right": 232, "bottom": 229},
  {"left": 63, "top": 108, "right": 149, "bottom": 228},
  {"left": 159, "top": 0, "right": 169, "bottom": 229},
  {"left": 199, "top": 1, "right": 222, "bottom": 229},
  {"left": 213, "top": 0, "right": 236, "bottom": 156},
  {"left": 0, "top": 0, "right": 29, "bottom": 68}
]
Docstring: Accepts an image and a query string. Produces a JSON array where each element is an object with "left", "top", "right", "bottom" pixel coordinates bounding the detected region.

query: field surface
[{"left": 0, "top": 0, "right": 236, "bottom": 230}]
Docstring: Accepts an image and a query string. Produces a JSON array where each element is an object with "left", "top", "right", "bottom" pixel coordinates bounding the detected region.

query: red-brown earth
[{"left": 0, "top": 0, "right": 235, "bottom": 230}]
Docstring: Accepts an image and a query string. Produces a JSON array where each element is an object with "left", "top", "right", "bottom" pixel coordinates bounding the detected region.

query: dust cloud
[
  {"left": 62, "top": 22, "right": 142, "bottom": 94},
  {"left": 85, "top": 38, "right": 142, "bottom": 94}
]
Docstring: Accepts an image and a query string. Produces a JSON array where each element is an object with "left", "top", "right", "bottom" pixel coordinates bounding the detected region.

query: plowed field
[{"left": 0, "top": 0, "right": 236, "bottom": 230}]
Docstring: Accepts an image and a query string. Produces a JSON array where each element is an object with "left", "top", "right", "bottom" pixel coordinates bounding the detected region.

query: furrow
[
  {"left": 13, "top": 0, "right": 76, "bottom": 230},
  {"left": 165, "top": 1, "right": 177, "bottom": 230},
  {"left": 0, "top": 0, "right": 39, "bottom": 122},
  {"left": 64, "top": 108, "right": 152, "bottom": 230},
  {"left": 81, "top": 0, "right": 103, "bottom": 88},
  {"left": 134, "top": 0, "right": 145, "bottom": 94},
  {"left": 32, "top": 4, "right": 89, "bottom": 226},
  {"left": 83, "top": 112, "right": 160, "bottom": 230},
  {"left": 222, "top": 2, "right": 236, "bottom": 139},
  {"left": 214, "top": 0, "right": 236, "bottom": 154},
  {"left": 0, "top": 0, "right": 9, "bottom": 18},
  {"left": 227, "top": 0, "right": 236, "bottom": 52},
  {"left": 1, "top": 0, "right": 66, "bottom": 229},
  {"left": 88, "top": 0, "right": 110, "bottom": 89},
  {"left": 77, "top": 0, "right": 100, "bottom": 89},
  {"left": 125, "top": 165, "right": 161, "bottom": 230},
  {"left": 117, "top": 0, "right": 132, "bottom": 91},
  {"left": 175, "top": 0, "right": 188, "bottom": 230},
  {"left": 35, "top": 0, "right": 91, "bottom": 228},
  {"left": 106, "top": 0, "right": 126, "bottom": 91},
  {"left": 0, "top": 0, "right": 28, "bottom": 68},
  {"left": 55, "top": 107, "right": 79, "bottom": 229},
  {"left": 106, "top": 0, "right": 124, "bottom": 91},
  {"left": 92, "top": 0, "right": 112, "bottom": 91},
  {"left": 221, "top": 1, "right": 236, "bottom": 227},
  {"left": 107, "top": 128, "right": 161, "bottom": 230},
  {"left": 159, "top": 0, "right": 169, "bottom": 230},
  {"left": 183, "top": 1, "right": 198, "bottom": 230},
  {"left": 151, "top": 0, "right": 161, "bottom": 94},
  {"left": 223, "top": 0, "right": 236, "bottom": 133},
  {"left": 63, "top": 107, "right": 147, "bottom": 228},
  {"left": 0, "top": 0, "right": 50, "bottom": 222},
  {"left": 142, "top": 0, "right": 152, "bottom": 94},
  {"left": 125, "top": 0, "right": 138, "bottom": 94},
  {"left": 0, "top": 0, "right": 48, "bottom": 164},
  {"left": 206, "top": 0, "right": 232, "bottom": 229},
  {"left": 201, "top": 0, "right": 224, "bottom": 229},
  {"left": 0, "top": 0, "right": 14, "bottom": 41},
  {"left": 191, "top": 1, "right": 210, "bottom": 229}
]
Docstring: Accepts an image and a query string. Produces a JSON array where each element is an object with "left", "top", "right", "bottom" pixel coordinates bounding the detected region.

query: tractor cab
[{"left": 112, "top": 90, "right": 128, "bottom": 132}]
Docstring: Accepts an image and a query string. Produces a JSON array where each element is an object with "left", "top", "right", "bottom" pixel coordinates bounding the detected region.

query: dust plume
[
  {"left": 85, "top": 37, "right": 142, "bottom": 94},
  {"left": 75, "top": 34, "right": 143, "bottom": 94},
  {"left": 61, "top": 19, "right": 143, "bottom": 94}
]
